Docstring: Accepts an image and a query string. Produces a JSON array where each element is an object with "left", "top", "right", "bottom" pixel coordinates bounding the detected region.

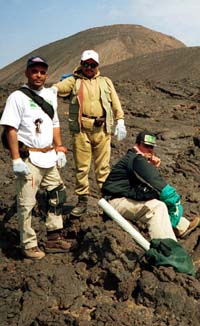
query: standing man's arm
[
  {"left": 53, "top": 127, "right": 67, "bottom": 168},
  {"left": 5, "top": 126, "right": 30, "bottom": 176},
  {"left": 53, "top": 127, "right": 63, "bottom": 147},
  {"left": 6, "top": 126, "right": 20, "bottom": 160},
  {"left": 105, "top": 77, "right": 127, "bottom": 141},
  {"left": 105, "top": 77, "right": 124, "bottom": 119},
  {"left": 52, "top": 76, "right": 75, "bottom": 98},
  {"left": 51, "top": 82, "right": 68, "bottom": 169}
]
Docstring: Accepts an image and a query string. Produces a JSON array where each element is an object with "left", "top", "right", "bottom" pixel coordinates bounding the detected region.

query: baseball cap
[
  {"left": 81, "top": 50, "right": 99, "bottom": 64},
  {"left": 26, "top": 56, "right": 48, "bottom": 68},
  {"left": 136, "top": 130, "right": 157, "bottom": 147}
]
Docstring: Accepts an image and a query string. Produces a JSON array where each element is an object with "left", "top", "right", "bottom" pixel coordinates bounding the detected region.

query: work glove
[
  {"left": 160, "top": 184, "right": 183, "bottom": 227},
  {"left": 56, "top": 151, "right": 67, "bottom": 168},
  {"left": 12, "top": 158, "right": 30, "bottom": 177},
  {"left": 114, "top": 119, "right": 127, "bottom": 141}
]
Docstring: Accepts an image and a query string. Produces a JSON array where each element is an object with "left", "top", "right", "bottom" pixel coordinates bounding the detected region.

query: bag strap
[{"left": 19, "top": 87, "right": 54, "bottom": 120}]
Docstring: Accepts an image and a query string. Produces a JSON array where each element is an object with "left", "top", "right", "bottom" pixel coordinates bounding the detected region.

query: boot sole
[
  {"left": 70, "top": 210, "right": 87, "bottom": 217},
  {"left": 23, "top": 255, "right": 45, "bottom": 260},
  {"left": 70, "top": 212, "right": 82, "bottom": 217},
  {"left": 180, "top": 217, "right": 200, "bottom": 238}
]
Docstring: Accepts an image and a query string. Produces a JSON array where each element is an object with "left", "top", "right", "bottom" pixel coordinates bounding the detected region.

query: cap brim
[{"left": 27, "top": 62, "right": 48, "bottom": 68}]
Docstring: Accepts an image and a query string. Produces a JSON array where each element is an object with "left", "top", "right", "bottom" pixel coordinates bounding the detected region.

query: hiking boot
[
  {"left": 174, "top": 216, "right": 200, "bottom": 238},
  {"left": 180, "top": 216, "right": 200, "bottom": 238},
  {"left": 22, "top": 246, "right": 45, "bottom": 260},
  {"left": 70, "top": 195, "right": 88, "bottom": 217},
  {"left": 45, "top": 230, "right": 75, "bottom": 253}
]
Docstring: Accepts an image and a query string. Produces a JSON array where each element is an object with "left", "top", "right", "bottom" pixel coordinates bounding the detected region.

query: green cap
[{"left": 136, "top": 130, "right": 156, "bottom": 146}]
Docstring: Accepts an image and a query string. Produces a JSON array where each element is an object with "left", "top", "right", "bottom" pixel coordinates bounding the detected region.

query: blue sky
[{"left": 1, "top": 0, "right": 200, "bottom": 69}]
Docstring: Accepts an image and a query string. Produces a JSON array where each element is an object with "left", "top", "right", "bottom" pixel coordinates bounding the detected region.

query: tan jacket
[{"left": 54, "top": 67, "right": 124, "bottom": 133}]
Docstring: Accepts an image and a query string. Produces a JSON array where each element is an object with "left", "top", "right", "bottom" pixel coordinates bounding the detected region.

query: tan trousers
[
  {"left": 109, "top": 197, "right": 178, "bottom": 241},
  {"left": 109, "top": 197, "right": 190, "bottom": 241},
  {"left": 72, "top": 125, "right": 111, "bottom": 196},
  {"left": 16, "top": 158, "right": 64, "bottom": 249}
]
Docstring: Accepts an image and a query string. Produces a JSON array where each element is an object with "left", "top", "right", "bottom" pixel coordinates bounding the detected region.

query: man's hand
[
  {"left": 56, "top": 152, "right": 67, "bottom": 168},
  {"left": 12, "top": 158, "right": 30, "bottom": 176},
  {"left": 150, "top": 155, "right": 161, "bottom": 168},
  {"left": 114, "top": 119, "right": 127, "bottom": 141}
]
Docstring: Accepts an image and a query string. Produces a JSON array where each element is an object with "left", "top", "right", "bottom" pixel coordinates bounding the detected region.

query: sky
[{"left": 1, "top": 0, "right": 200, "bottom": 69}]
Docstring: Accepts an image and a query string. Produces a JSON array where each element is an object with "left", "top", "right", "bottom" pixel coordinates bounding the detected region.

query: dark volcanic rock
[{"left": 1, "top": 78, "right": 200, "bottom": 325}]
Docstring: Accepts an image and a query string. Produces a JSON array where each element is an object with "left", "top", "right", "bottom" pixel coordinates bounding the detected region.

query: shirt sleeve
[
  {"left": 104, "top": 77, "right": 124, "bottom": 120},
  {"left": 0, "top": 91, "right": 24, "bottom": 129},
  {"left": 53, "top": 76, "right": 75, "bottom": 97},
  {"left": 133, "top": 154, "right": 167, "bottom": 192}
]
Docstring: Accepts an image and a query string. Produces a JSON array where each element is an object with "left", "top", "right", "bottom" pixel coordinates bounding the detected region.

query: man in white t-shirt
[{"left": 0, "top": 56, "right": 73, "bottom": 260}]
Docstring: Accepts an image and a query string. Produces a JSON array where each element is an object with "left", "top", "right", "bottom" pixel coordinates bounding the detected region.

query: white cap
[{"left": 81, "top": 50, "right": 99, "bottom": 64}]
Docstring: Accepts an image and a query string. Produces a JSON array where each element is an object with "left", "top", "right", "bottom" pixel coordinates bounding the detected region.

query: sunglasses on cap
[{"left": 81, "top": 61, "right": 98, "bottom": 68}]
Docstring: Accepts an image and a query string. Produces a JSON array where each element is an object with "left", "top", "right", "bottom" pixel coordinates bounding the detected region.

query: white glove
[
  {"left": 12, "top": 158, "right": 30, "bottom": 176},
  {"left": 114, "top": 119, "right": 127, "bottom": 141},
  {"left": 56, "top": 151, "right": 67, "bottom": 168}
]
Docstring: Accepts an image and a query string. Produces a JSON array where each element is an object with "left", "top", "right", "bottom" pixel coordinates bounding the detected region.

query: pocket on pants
[
  {"left": 81, "top": 117, "right": 94, "bottom": 131},
  {"left": 17, "top": 173, "right": 35, "bottom": 205}
]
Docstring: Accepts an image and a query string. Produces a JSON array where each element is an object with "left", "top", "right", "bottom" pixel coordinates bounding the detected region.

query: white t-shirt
[{"left": 0, "top": 85, "right": 59, "bottom": 168}]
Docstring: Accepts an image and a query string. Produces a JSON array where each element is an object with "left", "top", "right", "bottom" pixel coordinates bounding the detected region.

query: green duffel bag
[{"left": 145, "top": 238, "right": 195, "bottom": 276}]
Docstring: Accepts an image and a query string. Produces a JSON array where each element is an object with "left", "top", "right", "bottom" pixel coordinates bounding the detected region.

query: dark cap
[
  {"left": 26, "top": 56, "right": 48, "bottom": 68},
  {"left": 136, "top": 130, "right": 157, "bottom": 146}
]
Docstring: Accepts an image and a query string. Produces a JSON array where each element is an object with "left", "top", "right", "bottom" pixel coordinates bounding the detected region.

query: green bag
[{"left": 145, "top": 238, "right": 195, "bottom": 276}]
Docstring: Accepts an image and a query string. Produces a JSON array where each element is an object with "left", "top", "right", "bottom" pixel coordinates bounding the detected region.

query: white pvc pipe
[{"left": 98, "top": 198, "right": 150, "bottom": 251}]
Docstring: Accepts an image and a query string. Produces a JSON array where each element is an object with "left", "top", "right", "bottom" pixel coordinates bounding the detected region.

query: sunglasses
[{"left": 81, "top": 61, "right": 98, "bottom": 68}]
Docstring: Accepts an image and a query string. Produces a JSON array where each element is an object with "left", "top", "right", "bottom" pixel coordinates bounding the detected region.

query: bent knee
[{"left": 146, "top": 199, "right": 168, "bottom": 212}]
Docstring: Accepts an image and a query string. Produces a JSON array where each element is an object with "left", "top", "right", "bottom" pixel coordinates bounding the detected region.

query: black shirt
[{"left": 102, "top": 148, "right": 166, "bottom": 200}]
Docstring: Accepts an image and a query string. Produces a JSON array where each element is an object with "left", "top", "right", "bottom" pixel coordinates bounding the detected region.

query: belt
[
  {"left": 82, "top": 113, "right": 105, "bottom": 119},
  {"left": 24, "top": 146, "right": 54, "bottom": 153}
]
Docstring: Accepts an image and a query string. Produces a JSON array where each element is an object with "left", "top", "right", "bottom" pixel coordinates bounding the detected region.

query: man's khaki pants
[
  {"left": 72, "top": 125, "right": 111, "bottom": 196},
  {"left": 109, "top": 197, "right": 179, "bottom": 241},
  {"left": 16, "top": 159, "right": 64, "bottom": 249}
]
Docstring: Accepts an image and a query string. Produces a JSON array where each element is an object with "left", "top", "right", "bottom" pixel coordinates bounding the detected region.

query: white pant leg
[
  {"left": 17, "top": 161, "right": 64, "bottom": 249},
  {"left": 175, "top": 216, "right": 190, "bottom": 235},
  {"left": 17, "top": 161, "right": 43, "bottom": 249},
  {"left": 109, "top": 197, "right": 177, "bottom": 241}
]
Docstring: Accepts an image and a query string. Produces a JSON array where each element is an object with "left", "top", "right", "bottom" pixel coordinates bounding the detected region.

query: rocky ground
[{"left": 1, "top": 79, "right": 200, "bottom": 325}]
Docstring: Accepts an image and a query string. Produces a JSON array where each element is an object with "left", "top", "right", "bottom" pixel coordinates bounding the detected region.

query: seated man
[{"left": 102, "top": 130, "right": 200, "bottom": 240}]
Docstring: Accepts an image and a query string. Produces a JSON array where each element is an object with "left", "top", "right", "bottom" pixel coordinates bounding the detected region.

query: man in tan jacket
[{"left": 53, "top": 50, "right": 127, "bottom": 217}]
